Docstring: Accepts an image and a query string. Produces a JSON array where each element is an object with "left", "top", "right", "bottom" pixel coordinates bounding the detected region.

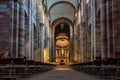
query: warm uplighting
[
  {"left": 56, "top": 33, "right": 69, "bottom": 47},
  {"left": 55, "top": 68, "right": 71, "bottom": 70},
  {"left": 44, "top": 48, "right": 49, "bottom": 62},
  {"left": 56, "top": 39, "right": 69, "bottom": 47},
  {"left": 61, "top": 49, "right": 64, "bottom": 54}
]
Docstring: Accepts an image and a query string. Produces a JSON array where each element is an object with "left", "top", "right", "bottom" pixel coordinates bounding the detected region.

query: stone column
[
  {"left": 9, "top": 0, "right": 14, "bottom": 57},
  {"left": 65, "top": 49, "right": 67, "bottom": 61},
  {"left": 90, "top": 0, "right": 95, "bottom": 61},
  {"left": 60, "top": 49, "right": 62, "bottom": 59},
  {"left": 56, "top": 49, "right": 57, "bottom": 57},
  {"left": 65, "top": 49, "right": 67, "bottom": 62},
  {"left": 51, "top": 28, "right": 55, "bottom": 62},
  {"left": 79, "top": 19, "right": 84, "bottom": 62},
  {"left": 57, "top": 49, "right": 59, "bottom": 58},
  {"left": 64, "top": 49, "right": 66, "bottom": 58},
  {"left": 106, "top": 0, "right": 115, "bottom": 58},
  {"left": 66, "top": 49, "right": 67, "bottom": 57},
  {"left": 96, "top": 16, "right": 101, "bottom": 59},
  {"left": 58, "top": 49, "right": 59, "bottom": 61},
  {"left": 31, "top": 0, "right": 34, "bottom": 60},
  {"left": 10, "top": 1, "right": 19, "bottom": 57},
  {"left": 40, "top": 24, "right": 45, "bottom": 62},
  {"left": 59, "top": 49, "right": 61, "bottom": 60},
  {"left": 64, "top": 49, "right": 65, "bottom": 60},
  {"left": 68, "top": 49, "right": 70, "bottom": 62},
  {"left": 100, "top": 0, "right": 107, "bottom": 59},
  {"left": 69, "top": 25, "right": 73, "bottom": 62},
  {"left": 36, "top": 27, "right": 41, "bottom": 61},
  {"left": 13, "top": 1, "right": 19, "bottom": 58},
  {"left": 28, "top": 0, "right": 32, "bottom": 60},
  {"left": 92, "top": 0, "right": 97, "bottom": 61},
  {"left": 36, "top": 0, "right": 43, "bottom": 61},
  {"left": 82, "top": 0, "right": 88, "bottom": 62},
  {"left": 18, "top": 0, "right": 25, "bottom": 58}
]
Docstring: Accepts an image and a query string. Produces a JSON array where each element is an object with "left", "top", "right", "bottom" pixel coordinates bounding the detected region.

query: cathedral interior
[{"left": 0, "top": 0, "right": 120, "bottom": 80}]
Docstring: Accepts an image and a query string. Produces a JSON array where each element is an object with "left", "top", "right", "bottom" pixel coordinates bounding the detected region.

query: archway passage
[
  {"left": 51, "top": 17, "right": 74, "bottom": 62},
  {"left": 55, "top": 23, "right": 70, "bottom": 63}
]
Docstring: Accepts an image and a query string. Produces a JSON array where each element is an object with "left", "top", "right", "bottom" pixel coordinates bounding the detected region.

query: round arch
[
  {"left": 51, "top": 17, "right": 73, "bottom": 28},
  {"left": 48, "top": 1, "right": 76, "bottom": 13},
  {"left": 50, "top": 17, "right": 74, "bottom": 62}
]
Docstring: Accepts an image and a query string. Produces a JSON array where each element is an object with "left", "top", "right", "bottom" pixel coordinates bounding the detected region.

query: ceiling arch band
[
  {"left": 48, "top": 1, "right": 76, "bottom": 13},
  {"left": 51, "top": 17, "right": 73, "bottom": 29}
]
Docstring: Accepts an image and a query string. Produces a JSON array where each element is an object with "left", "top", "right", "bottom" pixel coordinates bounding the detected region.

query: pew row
[
  {"left": 70, "top": 57, "right": 120, "bottom": 79},
  {"left": 0, "top": 58, "right": 56, "bottom": 79}
]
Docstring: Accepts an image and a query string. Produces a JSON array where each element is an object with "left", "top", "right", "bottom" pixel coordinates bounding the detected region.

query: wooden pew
[
  {"left": 25, "top": 60, "right": 35, "bottom": 74},
  {"left": 0, "top": 58, "right": 55, "bottom": 79},
  {"left": 0, "top": 58, "right": 27, "bottom": 78},
  {"left": 94, "top": 58, "right": 120, "bottom": 79},
  {"left": 70, "top": 58, "right": 120, "bottom": 79},
  {"left": 0, "top": 77, "right": 16, "bottom": 80},
  {"left": 0, "top": 58, "right": 16, "bottom": 77}
]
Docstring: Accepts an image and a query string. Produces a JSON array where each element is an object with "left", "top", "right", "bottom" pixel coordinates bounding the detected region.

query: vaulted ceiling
[
  {"left": 45, "top": 0, "right": 77, "bottom": 48},
  {"left": 46, "top": 0, "right": 77, "bottom": 23}
]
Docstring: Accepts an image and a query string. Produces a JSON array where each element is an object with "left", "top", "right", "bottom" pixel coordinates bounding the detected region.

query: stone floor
[{"left": 22, "top": 68, "right": 109, "bottom": 80}]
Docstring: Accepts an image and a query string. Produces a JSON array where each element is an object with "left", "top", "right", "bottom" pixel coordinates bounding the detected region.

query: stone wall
[
  {"left": 0, "top": 0, "right": 12, "bottom": 56},
  {"left": 114, "top": 0, "right": 120, "bottom": 57},
  {"left": 76, "top": 0, "right": 120, "bottom": 62}
]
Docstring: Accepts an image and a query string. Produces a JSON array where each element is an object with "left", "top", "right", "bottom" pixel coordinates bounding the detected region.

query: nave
[
  {"left": 0, "top": 0, "right": 120, "bottom": 80},
  {"left": 22, "top": 67, "right": 107, "bottom": 80}
]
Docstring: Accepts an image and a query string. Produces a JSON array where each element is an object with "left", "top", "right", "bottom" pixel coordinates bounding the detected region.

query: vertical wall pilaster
[
  {"left": 18, "top": 0, "right": 25, "bottom": 58},
  {"left": 40, "top": 24, "right": 45, "bottom": 62},
  {"left": 51, "top": 28, "right": 55, "bottom": 62},
  {"left": 100, "top": 0, "right": 107, "bottom": 59},
  {"left": 10, "top": 0, "right": 14, "bottom": 57},
  {"left": 106, "top": 0, "right": 115, "bottom": 58},
  {"left": 93, "top": 0, "right": 96, "bottom": 60},
  {"left": 113, "top": 0, "right": 120, "bottom": 57},
  {"left": 28, "top": 0, "right": 32, "bottom": 60},
  {"left": 12, "top": 1, "right": 19, "bottom": 57}
]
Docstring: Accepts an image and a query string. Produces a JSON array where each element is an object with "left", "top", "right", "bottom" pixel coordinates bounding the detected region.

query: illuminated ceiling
[
  {"left": 56, "top": 38, "right": 69, "bottom": 47},
  {"left": 56, "top": 33, "right": 69, "bottom": 48}
]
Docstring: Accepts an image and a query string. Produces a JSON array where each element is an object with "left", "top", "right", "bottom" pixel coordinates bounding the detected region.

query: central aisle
[{"left": 25, "top": 68, "right": 107, "bottom": 80}]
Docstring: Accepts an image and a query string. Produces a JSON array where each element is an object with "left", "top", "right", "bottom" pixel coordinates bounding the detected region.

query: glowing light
[
  {"left": 62, "top": 49, "right": 64, "bottom": 54},
  {"left": 44, "top": 48, "right": 49, "bottom": 62}
]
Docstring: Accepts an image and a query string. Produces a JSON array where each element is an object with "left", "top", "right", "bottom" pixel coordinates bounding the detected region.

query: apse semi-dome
[
  {"left": 56, "top": 33, "right": 69, "bottom": 47},
  {"left": 56, "top": 38, "right": 69, "bottom": 47}
]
